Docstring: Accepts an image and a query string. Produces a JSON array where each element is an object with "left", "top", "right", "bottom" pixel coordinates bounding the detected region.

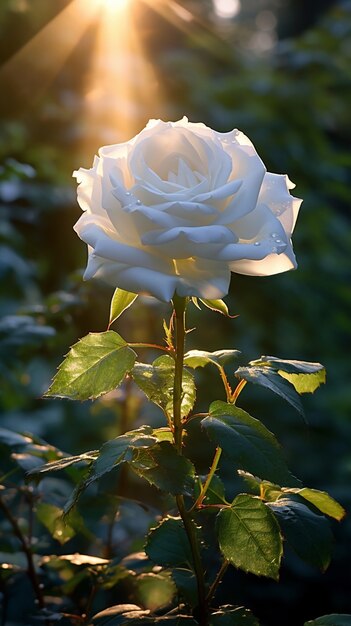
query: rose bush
[{"left": 73, "top": 118, "right": 302, "bottom": 301}]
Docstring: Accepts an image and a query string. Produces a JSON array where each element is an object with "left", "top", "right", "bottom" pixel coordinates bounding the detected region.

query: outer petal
[
  {"left": 73, "top": 156, "right": 104, "bottom": 216},
  {"left": 229, "top": 244, "right": 297, "bottom": 276},
  {"left": 83, "top": 254, "right": 177, "bottom": 302},
  {"left": 74, "top": 215, "right": 174, "bottom": 274},
  {"left": 258, "top": 173, "right": 302, "bottom": 235}
]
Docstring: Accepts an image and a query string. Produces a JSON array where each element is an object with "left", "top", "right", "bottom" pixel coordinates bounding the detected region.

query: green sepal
[
  {"left": 132, "top": 354, "right": 196, "bottom": 418},
  {"left": 202, "top": 401, "right": 300, "bottom": 487},
  {"left": 108, "top": 288, "right": 138, "bottom": 328},
  {"left": 45, "top": 331, "right": 136, "bottom": 401},
  {"left": 199, "top": 298, "right": 236, "bottom": 317},
  {"left": 145, "top": 516, "right": 194, "bottom": 569},
  {"left": 184, "top": 349, "right": 240, "bottom": 370},
  {"left": 216, "top": 494, "right": 283, "bottom": 580},
  {"left": 268, "top": 497, "right": 333, "bottom": 571}
]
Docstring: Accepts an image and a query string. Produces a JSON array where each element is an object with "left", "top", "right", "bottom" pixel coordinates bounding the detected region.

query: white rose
[{"left": 73, "top": 117, "right": 301, "bottom": 302}]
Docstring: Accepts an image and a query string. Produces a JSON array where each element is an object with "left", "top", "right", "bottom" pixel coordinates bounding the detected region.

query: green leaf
[
  {"left": 279, "top": 370, "right": 326, "bottom": 394},
  {"left": 0, "top": 428, "right": 32, "bottom": 447},
  {"left": 217, "top": 494, "right": 282, "bottom": 580},
  {"left": 200, "top": 298, "right": 234, "bottom": 316},
  {"left": 108, "top": 288, "right": 138, "bottom": 327},
  {"left": 36, "top": 503, "right": 76, "bottom": 544},
  {"left": 244, "top": 356, "right": 326, "bottom": 397},
  {"left": 152, "top": 427, "right": 174, "bottom": 443},
  {"left": 171, "top": 568, "right": 198, "bottom": 607},
  {"left": 268, "top": 498, "right": 333, "bottom": 571},
  {"left": 45, "top": 331, "right": 136, "bottom": 401},
  {"left": 132, "top": 355, "right": 195, "bottom": 418},
  {"left": 135, "top": 572, "right": 175, "bottom": 611},
  {"left": 234, "top": 366, "right": 304, "bottom": 415},
  {"left": 63, "top": 428, "right": 157, "bottom": 514},
  {"left": 130, "top": 441, "right": 195, "bottom": 495},
  {"left": 304, "top": 616, "right": 351, "bottom": 626},
  {"left": 200, "top": 474, "right": 228, "bottom": 505},
  {"left": 145, "top": 517, "right": 194, "bottom": 568},
  {"left": 184, "top": 349, "right": 240, "bottom": 370},
  {"left": 251, "top": 356, "right": 325, "bottom": 376},
  {"left": 210, "top": 605, "right": 260, "bottom": 626},
  {"left": 202, "top": 401, "right": 300, "bottom": 487},
  {"left": 284, "top": 488, "right": 345, "bottom": 521},
  {"left": 27, "top": 451, "right": 98, "bottom": 477},
  {"left": 92, "top": 604, "right": 149, "bottom": 625}
]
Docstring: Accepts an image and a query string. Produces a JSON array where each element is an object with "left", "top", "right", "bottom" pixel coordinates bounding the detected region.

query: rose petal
[
  {"left": 74, "top": 218, "right": 174, "bottom": 273},
  {"left": 84, "top": 254, "right": 177, "bottom": 302},
  {"left": 229, "top": 243, "right": 297, "bottom": 276},
  {"left": 258, "top": 172, "right": 302, "bottom": 235},
  {"left": 174, "top": 257, "right": 231, "bottom": 299}
]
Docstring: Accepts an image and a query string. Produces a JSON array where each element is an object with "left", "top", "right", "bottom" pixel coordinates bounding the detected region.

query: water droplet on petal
[
  {"left": 136, "top": 199, "right": 142, "bottom": 205},
  {"left": 275, "top": 238, "right": 282, "bottom": 244},
  {"left": 125, "top": 191, "right": 131, "bottom": 196},
  {"left": 271, "top": 232, "right": 278, "bottom": 238},
  {"left": 254, "top": 241, "right": 261, "bottom": 246}
]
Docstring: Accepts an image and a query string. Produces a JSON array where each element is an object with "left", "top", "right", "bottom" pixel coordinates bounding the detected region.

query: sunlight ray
[{"left": 0, "top": 0, "right": 101, "bottom": 113}]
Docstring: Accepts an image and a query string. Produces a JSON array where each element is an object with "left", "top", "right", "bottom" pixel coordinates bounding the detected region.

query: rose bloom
[{"left": 73, "top": 118, "right": 301, "bottom": 302}]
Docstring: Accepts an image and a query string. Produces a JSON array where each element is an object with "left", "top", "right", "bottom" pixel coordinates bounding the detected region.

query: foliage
[{"left": 0, "top": 1, "right": 351, "bottom": 625}]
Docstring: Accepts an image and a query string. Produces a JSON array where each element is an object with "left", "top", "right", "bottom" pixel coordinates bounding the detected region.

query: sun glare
[{"left": 95, "top": 0, "right": 131, "bottom": 12}]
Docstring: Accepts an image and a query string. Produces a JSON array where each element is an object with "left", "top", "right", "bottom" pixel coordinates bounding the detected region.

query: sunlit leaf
[
  {"left": 234, "top": 366, "right": 304, "bottom": 415},
  {"left": 135, "top": 572, "right": 175, "bottom": 611},
  {"left": 91, "top": 604, "right": 149, "bottom": 625},
  {"left": 217, "top": 494, "right": 282, "bottom": 580},
  {"left": 108, "top": 288, "right": 138, "bottom": 328},
  {"left": 45, "top": 331, "right": 136, "bottom": 400},
  {"left": 36, "top": 503, "right": 76, "bottom": 544},
  {"left": 279, "top": 370, "right": 326, "bottom": 394},
  {"left": 283, "top": 487, "right": 345, "bottom": 521},
  {"left": 132, "top": 355, "right": 195, "bottom": 418},
  {"left": 202, "top": 401, "right": 300, "bottom": 487}
]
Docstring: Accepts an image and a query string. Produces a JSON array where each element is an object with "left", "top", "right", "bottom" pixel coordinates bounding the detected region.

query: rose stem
[{"left": 172, "top": 293, "right": 208, "bottom": 626}]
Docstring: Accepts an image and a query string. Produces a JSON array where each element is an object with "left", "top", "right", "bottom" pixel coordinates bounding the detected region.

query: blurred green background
[{"left": 0, "top": 1, "right": 350, "bottom": 624}]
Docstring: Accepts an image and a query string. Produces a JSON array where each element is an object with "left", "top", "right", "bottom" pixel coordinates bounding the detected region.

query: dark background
[{"left": 0, "top": 1, "right": 350, "bottom": 624}]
